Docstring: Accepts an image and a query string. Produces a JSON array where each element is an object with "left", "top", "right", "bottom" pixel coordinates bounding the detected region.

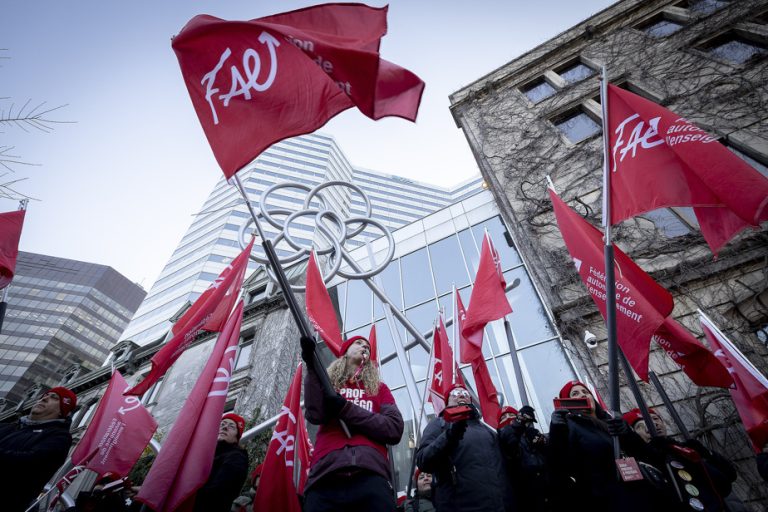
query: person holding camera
[
  {"left": 499, "top": 405, "right": 554, "bottom": 511},
  {"left": 416, "top": 383, "right": 514, "bottom": 511}
]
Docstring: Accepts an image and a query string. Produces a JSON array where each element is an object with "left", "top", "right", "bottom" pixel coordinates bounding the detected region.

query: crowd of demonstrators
[
  {"left": 0, "top": 386, "right": 76, "bottom": 512},
  {"left": 193, "top": 413, "right": 250, "bottom": 512},
  {"left": 303, "top": 335, "right": 404, "bottom": 512},
  {"left": 403, "top": 469, "right": 435, "bottom": 512},
  {"left": 416, "top": 383, "right": 515, "bottom": 512},
  {"left": 623, "top": 408, "right": 738, "bottom": 511}
]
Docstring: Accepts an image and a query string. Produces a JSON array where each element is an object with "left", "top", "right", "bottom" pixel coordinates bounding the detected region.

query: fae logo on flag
[
  {"left": 611, "top": 114, "right": 665, "bottom": 169},
  {"left": 272, "top": 405, "right": 296, "bottom": 466},
  {"left": 208, "top": 346, "right": 238, "bottom": 398}
]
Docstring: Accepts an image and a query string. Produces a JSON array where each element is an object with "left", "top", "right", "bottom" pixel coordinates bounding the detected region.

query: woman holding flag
[{"left": 302, "top": 334, "right": 404, "bottom": 512}]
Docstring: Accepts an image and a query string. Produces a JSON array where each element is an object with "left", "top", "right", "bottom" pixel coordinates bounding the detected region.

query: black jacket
[
  {"left": 416, "top": 415, "right": 513, "bottom": 512},
  {"left": 194, "top": 440, "right": 249, "bottom": 512},
  {"left": 0, "top": 416, "right": 73, "bottom": 512},
  {"left": 499, "top": 421, "right": 554, "bottom": 511}
]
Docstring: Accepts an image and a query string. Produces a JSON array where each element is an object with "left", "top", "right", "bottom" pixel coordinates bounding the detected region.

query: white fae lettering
[{"left": 611, "top": 114, "right": 665, "bottom": 171}]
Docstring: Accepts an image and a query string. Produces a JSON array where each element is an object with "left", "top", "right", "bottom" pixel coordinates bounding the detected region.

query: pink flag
[
  {"left": 126, "top": 238, "right": 253, "bottom": 396},
  {"left": 173, "top": 4, "right": 424, "bottom": 179},
  {"left": 0, "top": 209, "right": 25, "bottom": 289},
  {"left": 253, "top": 365, "right": 306, "bottom": 511},
  {"left": 606, "top": 84, "right": 768, "bottom": 254},
  {"left": 70, "top": 372, "right": 157, "bottom": 477},
  {"left": 462, "top": 233, "right": 512, "bottom": 350},
  {"left": 136, "top": 301, "right": 244, "bottom": 512},
  {"left": 305, "top": 250, "right": 343, "bottom": 357},
  {"left": 700, "top": 313, "right": 768, "bottom": 453},
  {"left": 368, "top": 323, "right": 379, "bottom": 366},
  {"left": 549, "top": 189, "right": 674, "bottom": 380},
  {"left": 457, "top": 293, "right": 481, "bottom": 364},
  {"left": 652, "top": 317, "right": 732, "bottom": 388},
  {"left": 428, "top": 318, "right": 464, "bottom": 414}
]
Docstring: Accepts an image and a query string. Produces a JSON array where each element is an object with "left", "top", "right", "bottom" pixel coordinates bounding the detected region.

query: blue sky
[{"left": 2, "top": 1, "right": 616, "bottom": 288}]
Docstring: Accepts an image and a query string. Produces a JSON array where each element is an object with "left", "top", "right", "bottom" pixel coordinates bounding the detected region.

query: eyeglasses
[{"left": 449, "top": 389, "right": 470, "bottom": 398}]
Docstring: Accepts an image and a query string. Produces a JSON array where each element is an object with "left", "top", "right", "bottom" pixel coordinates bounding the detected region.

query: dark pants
[{"left": 303, "top": 471, "right": 395, "bottom": 512}]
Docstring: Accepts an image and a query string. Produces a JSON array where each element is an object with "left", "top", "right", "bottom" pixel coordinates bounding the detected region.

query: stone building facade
[{"left": 450, "top": 0, "right": 768, "bottom": 507}]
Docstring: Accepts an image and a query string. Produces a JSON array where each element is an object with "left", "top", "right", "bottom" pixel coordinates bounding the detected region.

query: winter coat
[
  {"left": 193, "top": 440, "right": 249, "bottom": 512},
  {"left": 0, "top": 416, "right": 73, "bottom": 512},
  {"left": 757, "top": 452, "right": 768, "bottom": 482},
  {"left": 499, "top": 421, "right": 554, "bottom": 511},
  {"left": 416, "top": 415, "right": 513, "bottom": 512},
  {"left": 548, "top": 413, "right": 674, "bottom": 512}
]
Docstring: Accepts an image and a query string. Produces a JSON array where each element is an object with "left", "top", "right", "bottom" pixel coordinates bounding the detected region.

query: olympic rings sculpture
[{"left": 238, "top": 180, "right": 396, "bottom": 291}]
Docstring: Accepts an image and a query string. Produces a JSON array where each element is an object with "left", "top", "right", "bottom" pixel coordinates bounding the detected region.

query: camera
[
  {"left": 443, "top": 404, "right": 475, "bottom": 423},
  {"left": 583, "top": 330, "right": 598, "bottom": 349},
  {"left": 553, "top": 396, "right": 593, "bottom": 413}
]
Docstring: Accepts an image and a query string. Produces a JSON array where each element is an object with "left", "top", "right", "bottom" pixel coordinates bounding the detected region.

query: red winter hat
[
  {"left": 48, "top": 387, "right": 77, "bottom": 416},
  {"left": 340, "top": 335, "right": 371, "bottom": 359},
  {"left": 443, "top": 383, "right": 470, "bottom": 402},
  {"left": 558, "top": 380, "right": 590, "bottom": 399},
  {"left": 222, "top": 413, "right": 245, "bottom": 438},
  {"left": 623, "top": 408, "right": 657, "bottom": 427}
]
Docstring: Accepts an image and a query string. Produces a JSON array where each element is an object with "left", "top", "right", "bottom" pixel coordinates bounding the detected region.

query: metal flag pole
[
  {"left": 503, "top": 319, "right": 529, "bottom": 406},
  {"left": 649, "top": 370, "right": 692, "bottom": 440},
  {"left": 451, "top": 284, "right": 458, "bottom": 384},
  {"left": 231, "top": 174, "right": 351, "bottom": 437},
  {"left": 618, "top": 349, "right": 658, "bottom": 437},
  {"left": 599, "top": 66, "right": 621, "bottom": 460}
]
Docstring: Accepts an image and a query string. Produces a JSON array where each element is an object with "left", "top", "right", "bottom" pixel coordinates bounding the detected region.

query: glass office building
[
  {"left": 0, "top": 252, "right": 145, "bottom": 405},
  {"left": 120, "top": 133, "right": 483, "bottom": 347}
]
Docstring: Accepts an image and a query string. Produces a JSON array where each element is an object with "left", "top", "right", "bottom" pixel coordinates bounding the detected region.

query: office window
[
  {"left": 235, "top": 343, "right": 253, "bottom": 370},
  {"left": 706, "top": 36, "right": 766, "bottom": 64},
  {"left": 556, "top": 62, "right": 595, "bottom": 85},
  {"left": 641, "top": 17, "right": 684, "bottom": 38},
  {"left": 686, "top": 0, "right": 728, "bottom": 15},
  {"left": 640, "top": 208, "right": 695, "bottom": 237},
  {"left": 521, "top": 79, "right": 557, "bottom": 103},
  {"left": 553, "top": 109, "right": 601, "bottom": 143}
]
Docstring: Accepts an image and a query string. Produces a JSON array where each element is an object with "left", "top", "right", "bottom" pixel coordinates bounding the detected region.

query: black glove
[
  {"left": 323, "top": 392, "right": 347, "bottom": 417},
  {"left": 446, "top": 420, "right": 468, "bottom": 444},
  {"left": 607, "top": 418, "right": 630, "bottom": 436},
  {"left": 300, "top": 336, "right": 316, "bottom": 368},
  {"left": 550, "top": 409, "right": 569, "bottom": 427}
]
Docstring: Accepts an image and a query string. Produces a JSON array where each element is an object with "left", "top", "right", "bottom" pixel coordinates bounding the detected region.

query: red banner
[
  {"left": 126, "top": 238, "right": 253, "bottom": 396},
  {"left": 173, "top": 4, "right": 424, "bottom": 179},
  {"left": 136, "top": 301, "right": 244, "bottom": 511},
  {"left": 428, "top": 318, "right": 464, "bottom": 414},
  {"left": 305, "top": 250, "right": 343, "bottom": 356},
  {"left": 0, "top": 209, "right": 25, "bottom": 289},
  {"left": 462, "top": 233, "right": 513, "bottom": 350},
  {"left": 70, "top": 372, "right": 157, "bottom": 477},
  {"left": 606, "top": 84, "right": 768, "bottom": 254},
  {"left": 701, "top": 313, "right": 768, "bottom": 452},
  {"left": 651, "top": 317, "right": 732, "bottom": 388},
  {"left": 253, "top": 365, "right": 308, "bottom": 511},
  {"left": 457, "top": 293, "right": 481, "bottom": 364},
  {"left": 550, "top": 189, "right": 674, "bottom": 379}
]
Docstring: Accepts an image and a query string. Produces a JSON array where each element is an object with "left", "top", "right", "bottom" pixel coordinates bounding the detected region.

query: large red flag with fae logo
[
  {"left": 253, "top": 364, "right": 308, "bottom": 511},
  {"left": 428, "top": 317, "right": 464, "bottom": 414},
  {"left": 305, "top": 250, "right": 343, "bottom": 357},
  {"left": 126, "top": 237, "right": 253, "bottom": 396},
  {"left": 172, "top": 4, "right": 424, "bottom": 179},
  {"left": 461, "top": 233, "right": 513, "bottom": 350},
  {"left": 136, "top": 301, "right": 244, "bottom": 512},
  {"left": 700, "top": 313, "right": 768, "bottom": 453},
  {"left": 606, "top": 84, "right": 768, "bottom": 255},
  {"left": 651, "top": 316, "right": 732, "bottom": 389},
  {"left": 70, "top": 371, "right": 158, "bottom": 477},
  {"left": 0, "top": 209, "right": 25, "bottom": 289},
  {"left": 550, "top": 189, "right": 674, "bottom": 379}
]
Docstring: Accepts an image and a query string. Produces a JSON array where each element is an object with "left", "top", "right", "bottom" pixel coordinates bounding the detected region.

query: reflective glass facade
[
  {"left": 0, "top": 252, "right": 145, "bottom": 404},
  {"left": 121, "top": 133, "right": 483, "bottom": 346}
]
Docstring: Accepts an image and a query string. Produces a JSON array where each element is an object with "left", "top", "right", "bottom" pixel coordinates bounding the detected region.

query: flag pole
[
  {"left": 451, "top": 284, "right": 458, "bottom": 385},
  {"left": 503, "top": 319, "right": 529, "bottom": 406},
  {"left": 618, "top": 349, "right": 658, "bottom": 437},
  {"left": 231, "top": 174, "right": 351, "bottom": 437},
  {"left": 599, "top": 66, "right": 622, "bottom": 460},
  {"left": 648, "top": 370, "right": 692, "bottom": 440}
]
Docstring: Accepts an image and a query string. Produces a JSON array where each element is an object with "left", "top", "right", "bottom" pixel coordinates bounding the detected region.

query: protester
[
  {"left": 499, "top": 404, "right": 554, "bottom": 511},
  {"left": 548, "top": 380, "right": 671, "bottom": 512},
  {"left": 303, "top": 335, "right": 404, "bottom": 512},
  {"left": 624, "top": 407, "right": 738, "bottom": 511},
  {"left": 416, "top": 383, "right": 514, "bottom": 511},
  {"left": 404, "top": 469, "right": 435, "bottom": 512},
  {"left": 0, "top": 387, "right": 76, "bottom": 512},
  {"left": 193, "top": 413, "right": 249, "bottom": 512}
]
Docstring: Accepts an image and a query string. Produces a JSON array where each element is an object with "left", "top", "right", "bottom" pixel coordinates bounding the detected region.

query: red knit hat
[
  {"left": 222, "top": 413, "right": 245, "bottom": 438},
  {"left": 558, "top": 380, "right": 590, "bottom": 399},
  {"left": 340, "top": 335, "right": 371, "bottom": 359},
  {"left": 48, "top": 387, "right": 77, "bottom": 417},
  {"left": 443, "top": 383, "right": 470, "bottom": 402},
  {"left": 498, "top": 406, "right": 519, "bottom": 428},
  {"left": 622, "top": 408, "right": 657, "bottom": 427}
]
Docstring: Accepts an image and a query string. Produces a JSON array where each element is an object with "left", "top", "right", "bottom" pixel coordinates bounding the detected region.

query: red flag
[
  {"left": 457, "top": 293, "right": 481, "bottom": 364},
  {"left": 70, "top": 371, "right": 157, "bottom": 477},
  {"left": 126, "top": 238, "right": 253, "bottom": 396},
  {"left": 296, "top": 411, "right": 312, "bottom": 495},
  {"left": 428, "top": 318, "right": 464, "bottom": 414},
  {"left": 462, "top": 233, "right": 512, "bottom": 350},
  {"left": 253, "top": 365, "right": 306, "bottom": 511},
  {"left": 136, "top": 302, "right": 244, "bottom": 512},
  {"left": 173, "top": 4, "right": 424, "bottom": 179},
  {"left": 549, "top": 189, "right": 674, "bottom": 379},
  {"left": 606, "top": 84, "right": 768, "bottom": 254},
  {"left": 0, "top": 209, "right": 25, "bottom": 289},
  {"left": 700, "top": 313, "right": 768, "bottom": 453},
  {"left": 368, "top": 323, "right": 379, "bottom": 366},
  {"left": 305, "top": 251, "right": 343, "bottom": 357},
  {"left": 651, "top": 317, "right": 732, "bottom": 388}
]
